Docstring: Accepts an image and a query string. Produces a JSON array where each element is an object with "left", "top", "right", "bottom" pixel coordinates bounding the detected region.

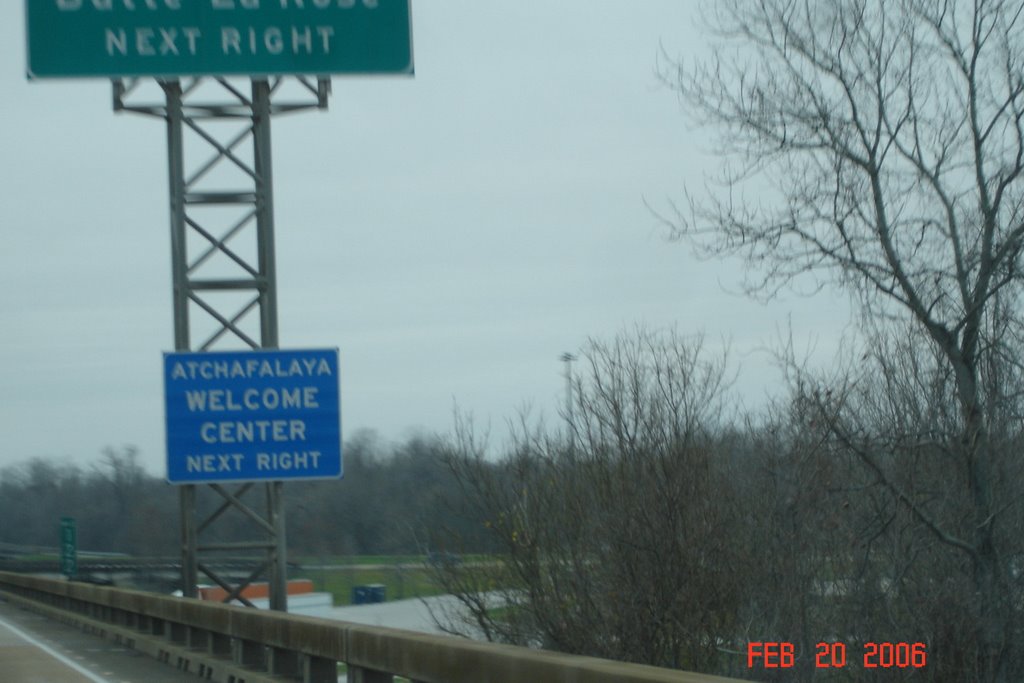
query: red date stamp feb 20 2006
[{"left": 746, "top": 641, "right": 927, "bottom": 670}]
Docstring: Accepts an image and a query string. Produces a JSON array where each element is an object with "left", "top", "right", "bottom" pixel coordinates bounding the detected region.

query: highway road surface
[{"left": 0, "top": 598, "right": 195, "bottom": 683}]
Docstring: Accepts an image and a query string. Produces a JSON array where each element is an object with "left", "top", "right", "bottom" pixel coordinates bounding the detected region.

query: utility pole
[{"left": 560, "top": 352, "right": 577, "bottom": 448}]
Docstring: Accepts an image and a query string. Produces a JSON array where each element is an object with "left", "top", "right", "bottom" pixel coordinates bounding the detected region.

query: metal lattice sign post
[{"left": 26, "top": 0, "right": 413, "bottom": 612}]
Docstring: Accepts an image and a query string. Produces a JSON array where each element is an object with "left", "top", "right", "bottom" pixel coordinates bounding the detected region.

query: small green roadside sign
[
  {"left": 60, "top": 516, "right": 77, "bottom": 578},
  {"left": 25, "top": 0, "right": 414, "bottom": 79}
]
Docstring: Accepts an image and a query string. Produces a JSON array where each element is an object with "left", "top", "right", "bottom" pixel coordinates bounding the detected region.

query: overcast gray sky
[{"left": 1, "top": 1, "right": 852, "bottom": 476}]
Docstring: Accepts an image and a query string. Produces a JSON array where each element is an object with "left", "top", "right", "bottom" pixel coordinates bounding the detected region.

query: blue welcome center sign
[{"left": 164, "top": 348, "right": 342, "bottom": 484}]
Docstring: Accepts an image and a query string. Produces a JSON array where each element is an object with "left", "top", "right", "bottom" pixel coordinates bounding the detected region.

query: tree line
[
  {"left": 432, "top": 325, "right": 1024, "bottom": 681},
  {"left": 0, "top": 433, "right": 474, "bottom": 560}
]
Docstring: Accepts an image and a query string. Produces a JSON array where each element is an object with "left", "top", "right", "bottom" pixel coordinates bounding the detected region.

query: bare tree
[
  {"left": 666, "top": 2, "right": 1024, "bottom": 678},
  {"left": 432, "top": 328, "right": 748, "bottom": 672}
]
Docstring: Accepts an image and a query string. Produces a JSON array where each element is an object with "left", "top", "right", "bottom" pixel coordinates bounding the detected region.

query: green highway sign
[
  {"left": 60, "top": 516, "right": 77, "bottom": 578},
  {"left": 25, "top": 0, "right": 413, "bottom": 79}
]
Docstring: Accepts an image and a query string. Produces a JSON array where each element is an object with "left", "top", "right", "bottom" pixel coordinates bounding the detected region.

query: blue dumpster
[{"left": 351, "top": 583, "right": 386, "bottom": 605}]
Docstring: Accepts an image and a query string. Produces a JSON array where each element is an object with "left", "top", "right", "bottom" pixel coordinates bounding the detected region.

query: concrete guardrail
[{"left": 0, "top": 571, "right": 751, "bottom": 683}]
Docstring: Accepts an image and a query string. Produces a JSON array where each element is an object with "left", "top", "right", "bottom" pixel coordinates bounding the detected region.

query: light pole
[{"left": 560, "top": 352, "right": 577, "bottom": 447}]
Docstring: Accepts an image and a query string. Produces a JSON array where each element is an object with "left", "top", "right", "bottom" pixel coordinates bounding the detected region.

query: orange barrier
[{"left": 198, "top": 579, "right": 314, "bottom": 602}]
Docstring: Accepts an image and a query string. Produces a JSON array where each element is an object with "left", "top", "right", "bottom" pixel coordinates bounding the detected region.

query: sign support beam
[
  {"left": 26, "top": 0, "right": 411, "bottom": 615},
  {"left": 116, "top": 77, "right": 331, "bottom": 610}
]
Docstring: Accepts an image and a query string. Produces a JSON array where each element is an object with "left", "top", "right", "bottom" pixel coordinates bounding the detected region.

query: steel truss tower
[{"left": 114, "top": 77, "right": 331, "bottom": 611}]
